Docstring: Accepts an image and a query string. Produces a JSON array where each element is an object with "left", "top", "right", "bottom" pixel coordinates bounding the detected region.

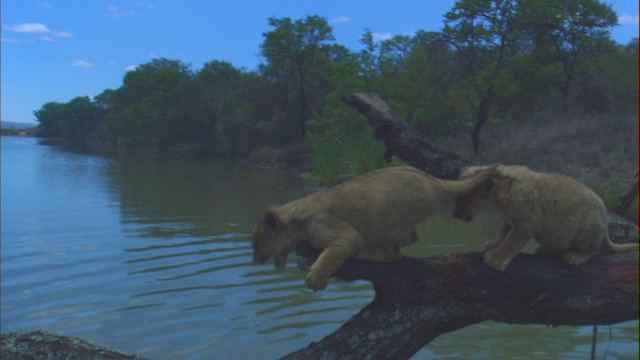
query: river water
[{"left": 1, "top": 135, "right": 637, "bottom": 359}]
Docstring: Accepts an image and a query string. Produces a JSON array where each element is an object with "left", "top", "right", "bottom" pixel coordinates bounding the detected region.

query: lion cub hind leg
[
  {"left": 306, "top": 222, "right": 365, "bottom": 291},
  {"left": 560, "top": 231, "right": 601, "bottom": 265},
  {"left": 483, "top": 222, "right": 511, "bottom": 251},
  {"left": 561, "top": 250, "right": 597, "bottom": 266},
  {"left": 384, "top": 227, "right": 419, "bottom": 247}
]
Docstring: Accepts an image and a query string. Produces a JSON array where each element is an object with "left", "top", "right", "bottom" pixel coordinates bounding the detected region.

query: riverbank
[{"left": 21, "top": 110, "right": 638, "bottom": 217}]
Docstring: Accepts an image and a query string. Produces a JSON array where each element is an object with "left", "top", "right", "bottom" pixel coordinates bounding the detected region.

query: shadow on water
[{"left": 1, "top": 137, "right": 637, "bottom": 360}]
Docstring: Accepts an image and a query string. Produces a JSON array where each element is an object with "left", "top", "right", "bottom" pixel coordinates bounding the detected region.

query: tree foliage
[
  {"left": 443, "top": 0, "right": 523, "bottom": 154},
  {"left": 33, "top": 2, "right": 636, "bottom": 160},
  {"left": 260, "top": 15, "right": 336, "bottom": 138},
  {"left": 35, "top": 96, "right": 103, "bottom": 139}
]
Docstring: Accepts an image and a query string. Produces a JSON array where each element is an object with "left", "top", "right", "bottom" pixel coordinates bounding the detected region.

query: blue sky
[{"left": 1, "top": 1, "right": 638, "bottom": 124}]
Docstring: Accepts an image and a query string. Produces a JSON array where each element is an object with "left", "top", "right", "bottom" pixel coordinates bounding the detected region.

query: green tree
[
  {"left": 385, "top": 31, "right": 467, "bottom": 142},
  {"left": 193, "top": 60, "right": 276, "bottom": 157},
  {"left": 307, "top": 46, "right": 368, "bottom": 138},
  {"left": 260, "top": 15, "right": 336, "bottom": 138},
  {"left": 520, "top": 0, "right": 618, "bottom": 111},
  {"left": 193, "top": 60, "right": 241, "bottom": 155},
  {"left": 34, "top": 96, "right": 103, "bottom": 139},
  {"left": 357, "top": 29, "right": 382, "bottom": 91},
  {"left": 101, "top": 58, "right": 194, "bottom": 150},
  {"left": 574, "top": 38, "right": 638, "bottom": 114},
  {"left": 443, "top": 0, "right": 523, "bottom": 154},
  {"left": 34, "top": 101, "right": 71, "bottom": 138}
]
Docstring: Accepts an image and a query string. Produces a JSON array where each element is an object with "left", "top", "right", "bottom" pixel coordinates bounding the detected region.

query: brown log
[
  {"left": 283, "top": 248, "right": 638, "bottom": 360},
  {"left": 280, "top": 92, "right": 639, "bottom": 359}
]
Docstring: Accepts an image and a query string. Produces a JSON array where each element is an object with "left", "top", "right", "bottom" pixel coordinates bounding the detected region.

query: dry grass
[
  {"left": 454, "top": 113, "right": 638, "bottom": 188},
  {"left": 451, "top": 112, "right": 638, "bottom": 217}
]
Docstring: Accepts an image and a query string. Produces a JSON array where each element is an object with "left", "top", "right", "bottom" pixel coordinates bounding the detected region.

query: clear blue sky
[{"left": 2, "top": 0, "right": 638, "bottom": 124}]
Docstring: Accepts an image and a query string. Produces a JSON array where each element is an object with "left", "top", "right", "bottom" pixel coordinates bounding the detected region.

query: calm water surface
[{"left": 1, "top": 136, "right": 637, "bottom": 359}]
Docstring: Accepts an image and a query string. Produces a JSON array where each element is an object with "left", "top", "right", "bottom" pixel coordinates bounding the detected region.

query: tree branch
[{"left": 614, "top": 172, "right": 638, "bottom": 219}]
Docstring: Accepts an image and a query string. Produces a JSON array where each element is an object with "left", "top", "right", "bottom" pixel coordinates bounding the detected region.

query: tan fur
[
  {"left": 252, "top": 165, "right": 498, "bottom": 291},
  {"left": 452, "top": 164, "right": 639, "bottom": 271}
]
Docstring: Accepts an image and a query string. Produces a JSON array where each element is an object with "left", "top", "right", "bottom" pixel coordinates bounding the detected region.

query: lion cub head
[
  {"left": 452, "top": 165, "right": 509, "bottom": 222},
  {"left": 252, "top": 210, "right": 294, "bottom": 269}
]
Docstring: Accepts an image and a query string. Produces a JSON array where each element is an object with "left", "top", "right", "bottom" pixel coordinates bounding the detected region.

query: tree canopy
[{"left": 33, "top": 1, "right": 637, "bottom": 159}]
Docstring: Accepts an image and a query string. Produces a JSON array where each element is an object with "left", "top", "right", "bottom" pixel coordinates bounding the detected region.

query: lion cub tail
[
  {"left": 603, "top": 233, "right": 639, "bottom": 253},
  {"left": 443, "top": 164, "right": 499, "bottom": 198}
]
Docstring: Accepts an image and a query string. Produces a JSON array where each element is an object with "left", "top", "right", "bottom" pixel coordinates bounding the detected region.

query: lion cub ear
[{"left": 262, "top": 210, "right": 283, "bottom": 232}]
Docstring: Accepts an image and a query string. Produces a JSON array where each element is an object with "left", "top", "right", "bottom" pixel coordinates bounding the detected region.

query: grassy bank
[{"left": 309, "top": 130, "right": 387, "bottom": 185}]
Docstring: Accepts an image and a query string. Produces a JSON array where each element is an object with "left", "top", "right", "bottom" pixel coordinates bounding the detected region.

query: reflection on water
[{"left": 1, "top": 136, "right": 637, "bottom": 359}]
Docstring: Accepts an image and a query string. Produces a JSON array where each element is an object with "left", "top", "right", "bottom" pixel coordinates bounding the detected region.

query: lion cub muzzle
[
  {"left": 273, "top": 254, "right": 288, "bottom": 269},
  {"left": 252, "top": 245, "right": 289, "bottom": 269}
]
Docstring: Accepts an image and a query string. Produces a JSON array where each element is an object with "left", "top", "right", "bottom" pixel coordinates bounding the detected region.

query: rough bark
[
  {"left": 283, "top": 247, "right": 638, "bottom": 360},
  {"left": 281, "top": 92, "right": 639, "bottom": 359},
  {"left": 0, "top": 330, "right": 148, "bottom": 360}
]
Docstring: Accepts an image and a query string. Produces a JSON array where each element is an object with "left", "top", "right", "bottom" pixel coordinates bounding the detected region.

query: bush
[{"left": 310, "top": 130, "right": 387, "bottom": 184}]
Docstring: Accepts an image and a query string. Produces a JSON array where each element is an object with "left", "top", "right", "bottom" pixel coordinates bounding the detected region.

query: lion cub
[
  {"left": 452, "top": 164, "right": 639, "bottom": 271},
  {"left": 252, "top": 165, "right": 498, "bottom": 291}
]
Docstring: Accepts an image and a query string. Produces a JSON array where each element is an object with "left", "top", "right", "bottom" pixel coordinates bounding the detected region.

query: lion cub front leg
[
  {"left": 483, "top": 222, "right": 511, "bottom": 251},
  {"left": 306, "top": 226, "right": 364, "bottom": 291},
  {"left": 484, "top": 224, "right": 532, "bottom": 271}
]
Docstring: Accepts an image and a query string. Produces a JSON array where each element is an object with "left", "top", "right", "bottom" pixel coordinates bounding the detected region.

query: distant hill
[{"left": 1, "top": 121, "right": 38, "bottom": 129}]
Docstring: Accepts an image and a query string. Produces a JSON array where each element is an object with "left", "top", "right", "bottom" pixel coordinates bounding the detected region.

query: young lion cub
[
  {"left": 252, "top": 165, "right": 498, "bottom": 291},
  {"left": 452, "top": 164, "right": 639, "bottom": 271}
]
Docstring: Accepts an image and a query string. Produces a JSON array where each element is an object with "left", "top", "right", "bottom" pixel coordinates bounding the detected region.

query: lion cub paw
[
  {"left": 484, "top": 250, "right": 510, "bottom": 271},
  {"left": 482, "top": 241, "right": 500, "bottom": 251},
  {"left": 305, "top": 269, "right": 330, "bottom": 291},
  {"left": 561, "top": 251, "right": 593, "bottom": 266}
]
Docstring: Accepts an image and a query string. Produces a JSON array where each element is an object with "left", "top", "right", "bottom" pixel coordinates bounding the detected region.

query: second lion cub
[
  {"left": 252, "top": 165, "right": 498, "bottom": 291},
  {"left": 452, "top": 164, "right": 638, "bottom": 271}
]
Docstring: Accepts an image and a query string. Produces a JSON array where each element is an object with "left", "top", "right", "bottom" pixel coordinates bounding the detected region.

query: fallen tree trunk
[
  {"left": 281, "top": 92, "right": 639, "bottom": 359},
  {"left": 284, "top": 249, "right": 638, "bottom": 360}
]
